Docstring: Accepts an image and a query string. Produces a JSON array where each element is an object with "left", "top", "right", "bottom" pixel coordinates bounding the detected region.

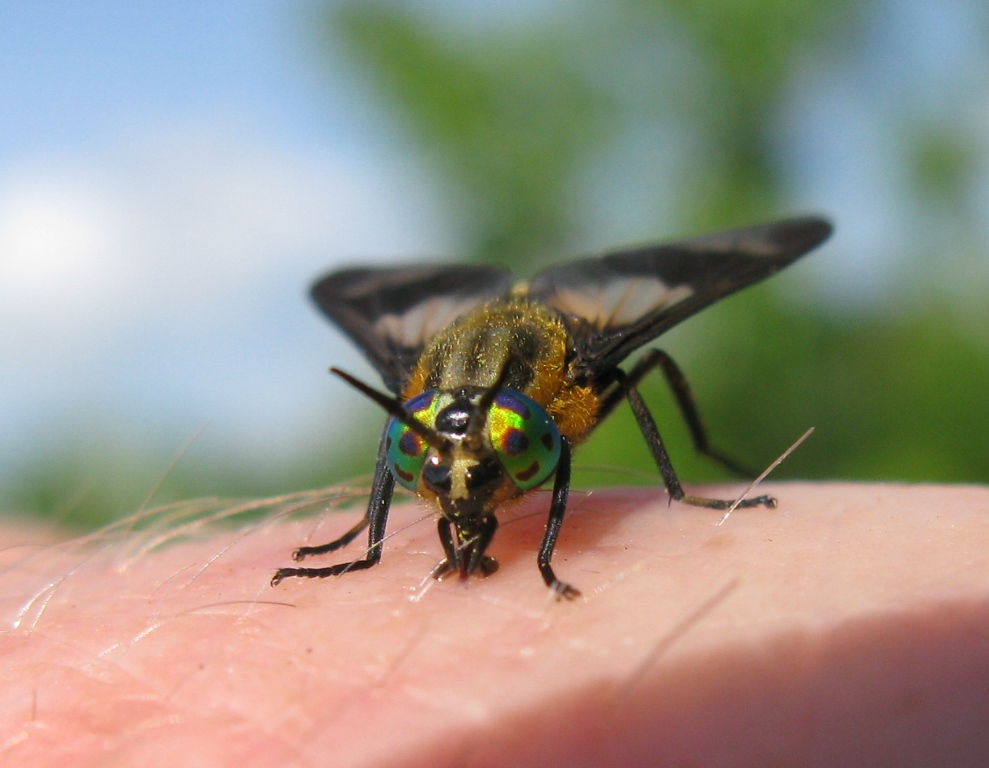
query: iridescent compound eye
[
  {"left": 486, "top": 390, "right": 561, "bottom": 491},
  {"left": 385, "top": 390, "right": 441, "bottom": 491}
]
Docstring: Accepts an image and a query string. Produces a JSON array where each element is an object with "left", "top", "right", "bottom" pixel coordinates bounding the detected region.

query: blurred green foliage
[
  {"left": 7, "top": 0, "right": 988, "bottom": 529},
  {"left": 333, "top": 3, "right": 615, "bottom": 262},
  {"left": 332, "top": 0, "right": 858, "bottom": 246},
  {"left": 325, "top": 0, "right": 988, "bottom": 489}
]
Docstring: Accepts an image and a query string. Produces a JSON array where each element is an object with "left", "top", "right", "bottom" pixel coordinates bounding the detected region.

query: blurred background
[{"left": 2, "top": 0, "right": 987, "bottom": 530}]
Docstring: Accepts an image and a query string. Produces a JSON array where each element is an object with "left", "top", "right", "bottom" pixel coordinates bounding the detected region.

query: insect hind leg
[
  {"left": 615, "top": 364, "right": 776, "bottom": 511},
  {"left": 291, "top": 514, "right": 370, "bottom": 561},
  {"left": 599, "top": 348, "right": 759, "bottom": 478},
  {"left": 271, "top": 431, "right": 396, "bottom": 586}
]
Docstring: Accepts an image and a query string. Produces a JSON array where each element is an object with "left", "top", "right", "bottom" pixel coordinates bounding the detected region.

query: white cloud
[
  {"left": 0, "top": 121, "right": 452, "bottom": 457},
  {"left": 1, "top": 123, "right": 448, "bottom": 331},
  {"left": 0, "top": 169, "right": 127, "bottom": 322}
]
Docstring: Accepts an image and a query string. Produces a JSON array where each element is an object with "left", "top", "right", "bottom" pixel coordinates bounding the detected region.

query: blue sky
[
  {"left": 0, "top": 2, "right": 456, "bottom": 478},
  {"left": 2, "top": 2, "right": 328, "bottom": 152}
]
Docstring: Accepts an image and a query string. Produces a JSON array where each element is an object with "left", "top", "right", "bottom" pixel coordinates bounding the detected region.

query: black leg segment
[
  {"left": 537, "top": 435, "right": 580, "bottom": 600},
  {"left": 616, "top": 367, "right": 776, "bottom": 511},
  {"left": 596, "top": 348, "right": 757, "bottom": 478},
  {"left": 430, "top": 515, "right": 500, "bottom": 582},
  {"left": 271, "top": 429, "right": 396, "bottom": 586}
]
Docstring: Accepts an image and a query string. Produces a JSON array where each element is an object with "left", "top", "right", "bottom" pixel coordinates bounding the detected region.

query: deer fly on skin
[{"left": 272, "top": 216, "right": 833, "bottom": 599}]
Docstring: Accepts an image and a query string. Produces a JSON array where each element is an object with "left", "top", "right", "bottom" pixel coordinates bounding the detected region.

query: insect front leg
[
  {"left": 270, "top": 431, "right": 396, "bottom": 586},
  {"left": 597, "top": 349, "right": 756, "bottom": 477},
  {"left": 429, "top": 518, "right": 459, "bottom": 581},
  {"left": 616, "top": 368, "right": 776, "bottom": 511},
  {"left": 430, "top": 515, "right": 499, "bottom": 582},
  {"left": 537, "top": 436, "right": 581, "bottom": 600}
]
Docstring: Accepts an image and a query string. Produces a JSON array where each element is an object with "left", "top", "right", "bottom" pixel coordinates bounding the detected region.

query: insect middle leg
[
  {"left": 270, "top": 432, "right": 396, "bottom": 586},
  {"left": 611, "top": 361, "right": 776, "bottom": 511}
]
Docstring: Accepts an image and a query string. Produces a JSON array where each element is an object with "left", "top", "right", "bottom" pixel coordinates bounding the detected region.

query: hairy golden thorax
[{"left": 404, "top": 296, "right": 600, "bottom": 446}]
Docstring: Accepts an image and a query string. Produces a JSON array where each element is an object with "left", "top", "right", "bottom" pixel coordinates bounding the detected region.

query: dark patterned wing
[
  {"left": 528, "top": 216, "right": 833, "bottom": 380},
  {"left": 311, "top": 264, "right": 514, "bottom": 393}
]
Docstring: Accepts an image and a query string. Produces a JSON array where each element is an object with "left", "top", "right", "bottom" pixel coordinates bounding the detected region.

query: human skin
[{"left": 0, "top": 482, "right": 987, "bottom": 767}]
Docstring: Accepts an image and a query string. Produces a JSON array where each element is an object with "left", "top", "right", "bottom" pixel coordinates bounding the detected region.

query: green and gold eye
[
  {"left": 487, "top": 390, "right": 561, "bottom": 491},
  {"left": 385, "top": 390, "right": 441, "bottom": 490}
]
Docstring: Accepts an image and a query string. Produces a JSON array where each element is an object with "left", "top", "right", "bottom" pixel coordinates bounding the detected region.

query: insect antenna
[
  {"left": 466, "top": 354, "right": 518, "bottom": 442},
  {"left": 329, "top": 367, "right": 450, "bottom": 450}
]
